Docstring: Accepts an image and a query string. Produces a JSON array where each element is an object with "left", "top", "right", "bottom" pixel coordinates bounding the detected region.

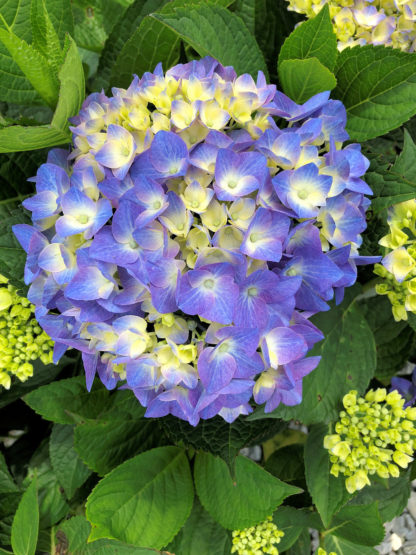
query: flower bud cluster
[
  {"left": 0, "top": 275, "right": 54, "bottom": 389},
  {"left": 324, "top": 388, "right": 416, "bottom": 493},
  {"left": 231, "top": 516, "right": 284, "bottom": 555},
  {"left": 286, "top": 0, "right": 416, "bottom": 51},
  {"left": 375, "top": 199, "right": 416, "bottom": 321},
  {"left": 316, "top": 549, "right": 337, "bottom": 555}
]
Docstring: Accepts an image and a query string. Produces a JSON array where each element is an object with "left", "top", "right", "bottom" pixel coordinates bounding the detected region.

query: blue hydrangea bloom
[{"left": 14, "top": 57, "right": 377, "bottom": 425}]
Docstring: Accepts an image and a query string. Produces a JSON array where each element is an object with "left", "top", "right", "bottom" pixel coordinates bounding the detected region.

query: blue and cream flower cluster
[
  {"left": 286, "top": 0, "right": 416, "bottom": 51},
  {"left": 13, "top": 57, "right": 373, "bottom": 425}
]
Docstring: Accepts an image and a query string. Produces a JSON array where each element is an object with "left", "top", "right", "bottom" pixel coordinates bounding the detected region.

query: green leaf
[
  {"left": 58, "top": 516, "right": 159, "bottom": 554},
  {"left": 0, "top": 37, "right": 84, "bottom": 153},
  {"left": 49, "top": 424, "right": 92, "bottom": 499},
  {"left": 51, "top": 36, "right": 85, "bottom": 131},
  {"left": 95, "top": 0, "right": 169, "bottom": 90},
  {"left": 333, "top": 46, "right": 416, "bottom": 141},
  {"left": 324, "top": 535, "right": 377, "bottom": 554},
  {"left": 366, "top": 130, "right": 416, "bottom": 213},
  {"left": 194, "top": 452, "right": 301, "bottom": 529},
  {"left": 0, "top": 453, "right": 19, "bottom": 494},
  {"left": 248, "top": 287, "right": 377, "bottom": 424},
  {"left": 25, "top": 441, "right": 68, "bottom": 528},
  {"left": 72, "top": 0, "right": 132, "bottom": 54},
  {"left": 0, "top": 26, "right": 59, "bottom": 108},
  {"left": 273, "top": 506, "right": 322, "bottom": 551},
  {"left": 279, "top": 58, "right": 337, "bottom": 103},
  {"left": 24, "top": 376, "right": 112, "bottom": 424},
  {"left": 11, "top": 476, "right": 39, "bottom": 555},
  {"left": 278, "top": 5, "right": 337, "bottom": 71},
  {"left": 304, "top": 424, "right": 350, "bottom": 528},
  {"left": 0, "top": 209, "right": 31, "bottom": 290},
  {"left": 255, "top": 0, "right": 302, "bottom": 82},
  {"left": 359, "top": 295, "right": 414, "bottom": 383},
  {"left": 31, "top": 0, "right": 65, "bottom": 74},
  {"left": 161, "top": 414, "right": 284, "bottom": 467},
  {"left": 86, "top": 447, "right": 194, "bottom": 549},
  {"left": 328, "top": 503, "right": 385, "bottom": 546},
  {"left": 232, "top": 0, "right": 255, "bottom": 33},
  {"left": 265, "top": 444, "right": 306, "bottom": 490},
  {"left": 166, "top": 499, "right": 231, "bottom": 555},
  {"left": 348, "top": 474, "right": 411, "bottom": 523},
  {"left": 0, "top": 0, "right": 39, "bottom": 105},
  {"left": 74, "top": 399, "right": 164, "bottom": 475},
  {"left": 152, "top": 3, "right": 268, "bottom": 78},
  {"left": 113, "top": 0, "right": 236, "bottom": 90},
  {"left": 285, "top": 528, "right": 311, "bottom": 555},
  {"left": 409, "top": 312, "right": 416, "bottom": 332},
  {"left": 0, "top": 124, "right": 69, "bottom": 152}
]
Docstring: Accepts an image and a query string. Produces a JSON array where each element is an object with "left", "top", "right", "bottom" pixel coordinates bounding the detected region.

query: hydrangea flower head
[
  {"left": 286, "top": 0, "right": 416, "bottom": 51},
  {"left": 375, "top": 199, "right": 416, "bottom": 321},
  {"left": 324, "top": 388, "right": 416, "bottom": 493},
  {"left": 0, "top": 275, "right": 54, "bottom": 389},
  {"left": 14, "top": 57, "right": 373, "bottom": 425},
  {"left": 231, "top": 516, "right": 284, "bottom": 555}
]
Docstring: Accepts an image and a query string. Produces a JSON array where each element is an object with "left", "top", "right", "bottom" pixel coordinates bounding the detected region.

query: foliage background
[{"left": 0, "top": 1, "right": 416, "bottom": 554}]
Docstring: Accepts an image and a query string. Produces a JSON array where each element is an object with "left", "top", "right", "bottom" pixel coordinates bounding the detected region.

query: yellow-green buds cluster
[
  {"left": 286, "top": 0, "right": 416, "bottom": 51},
  {"left": 324, "top": 388, "right": 416, "bottom": 493},
  {"left": 375, "top": 199, "right": 416, "bottom": 321},
  {"left": 316, "top": 549, "right": 337, "bottom": 555},
  {"left": 0, "top": 275, "right": 54, "bottom": 389},
  {"left": 231, "top": 516, "right": 284, "bottom": 555}
]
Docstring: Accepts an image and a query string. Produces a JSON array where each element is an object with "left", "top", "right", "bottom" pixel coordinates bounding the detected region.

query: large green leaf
[
  {"left": 0, "top": 0, "right": 39, "bottom": 105},
  {"left": 161, "top": 414, "right": 284, "bottom": 467},
  {"left": 166, "top": 499, "right": 231, "bottom": 555},
  {"left": 278, "top": 5, "right": 337, "bottom": 71},
  {"left": 95, "top": 0, "right": 169, "bottom": 90},
  {"left": 333, "top": 46, "right": 416, "bottom": 141},
  {"left": 328, "top": 503, "right": 385, "bottom": 546},
  {"left": 278, "top": 58, "right": 337, "bottom": 103},
  {"left": 74, "top": 400, "right": 164, "bottom": 475},
  {"left": 360, "top": 295, "right": 414, "bottom": 383},
  {"left": 0, "top": 453, "right": 19, "bottom": 495},
  {"left": 58, "top": 516, "right": 159, "bottom": 554},
  {"left": 232, "top": 0, "right": 255, "bottom": 33},
  {"left": 0, "top": 27, "right": 59, "bottom": 108},
  {"left": 24, "top": 376, "right": 112, "bottom": 424},
  {"left": 324, "top": 535, "right": 377, "bottom": 554},
  {"left": 49, "top": 424, "right": 92, "bottom": 499},
  {"left": 113, "top": 0, "right": 236, "bottom": 90},
  {"left": 304, "top": 424, "right": 350, "bottom": 528},
  {"left": 86, "top": 447, "right": 194, "bottom": 549},
  {"left": 152, "top": 3, "right": 268, "bottom": 78},
  {"left": 0, "top": 37, "right": 84, "bottom": 153},
  {"left": 348, "top": 473, "right": 411, "bottom": 523},
  {"left": 11, "top": 476, "right": 38, "bottom": 555},
  {"left": 248, "top": 287, "right": 377, "bottom": 424},
  {"left": 30, "top": 0, "right": 66, "bottom": 75},
  {"left": 194, "top": 452, "right": 301, "bottom": 529},
  {"left": 72, "top": 0, "right": 132, "bottom": 54}
]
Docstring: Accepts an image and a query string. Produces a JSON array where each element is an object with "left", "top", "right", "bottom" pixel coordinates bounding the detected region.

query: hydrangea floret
[
  {"left": 231, "top": 516, "right": 284, "bottom": 555},
  {"left": 0, "top": 274, "right": 54, "bottom": 389},
  {"left": 324, "top": 388, "right": 416, "bottom": 493},
  {"left": 286, "top": 0, "right": 416, "bottom": 51},
  {"left": 13, "top": 56, "right": 375, "bottom": 425},
  {"left": 374, "top": 199, "right": 416, "bottom": 321}
]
